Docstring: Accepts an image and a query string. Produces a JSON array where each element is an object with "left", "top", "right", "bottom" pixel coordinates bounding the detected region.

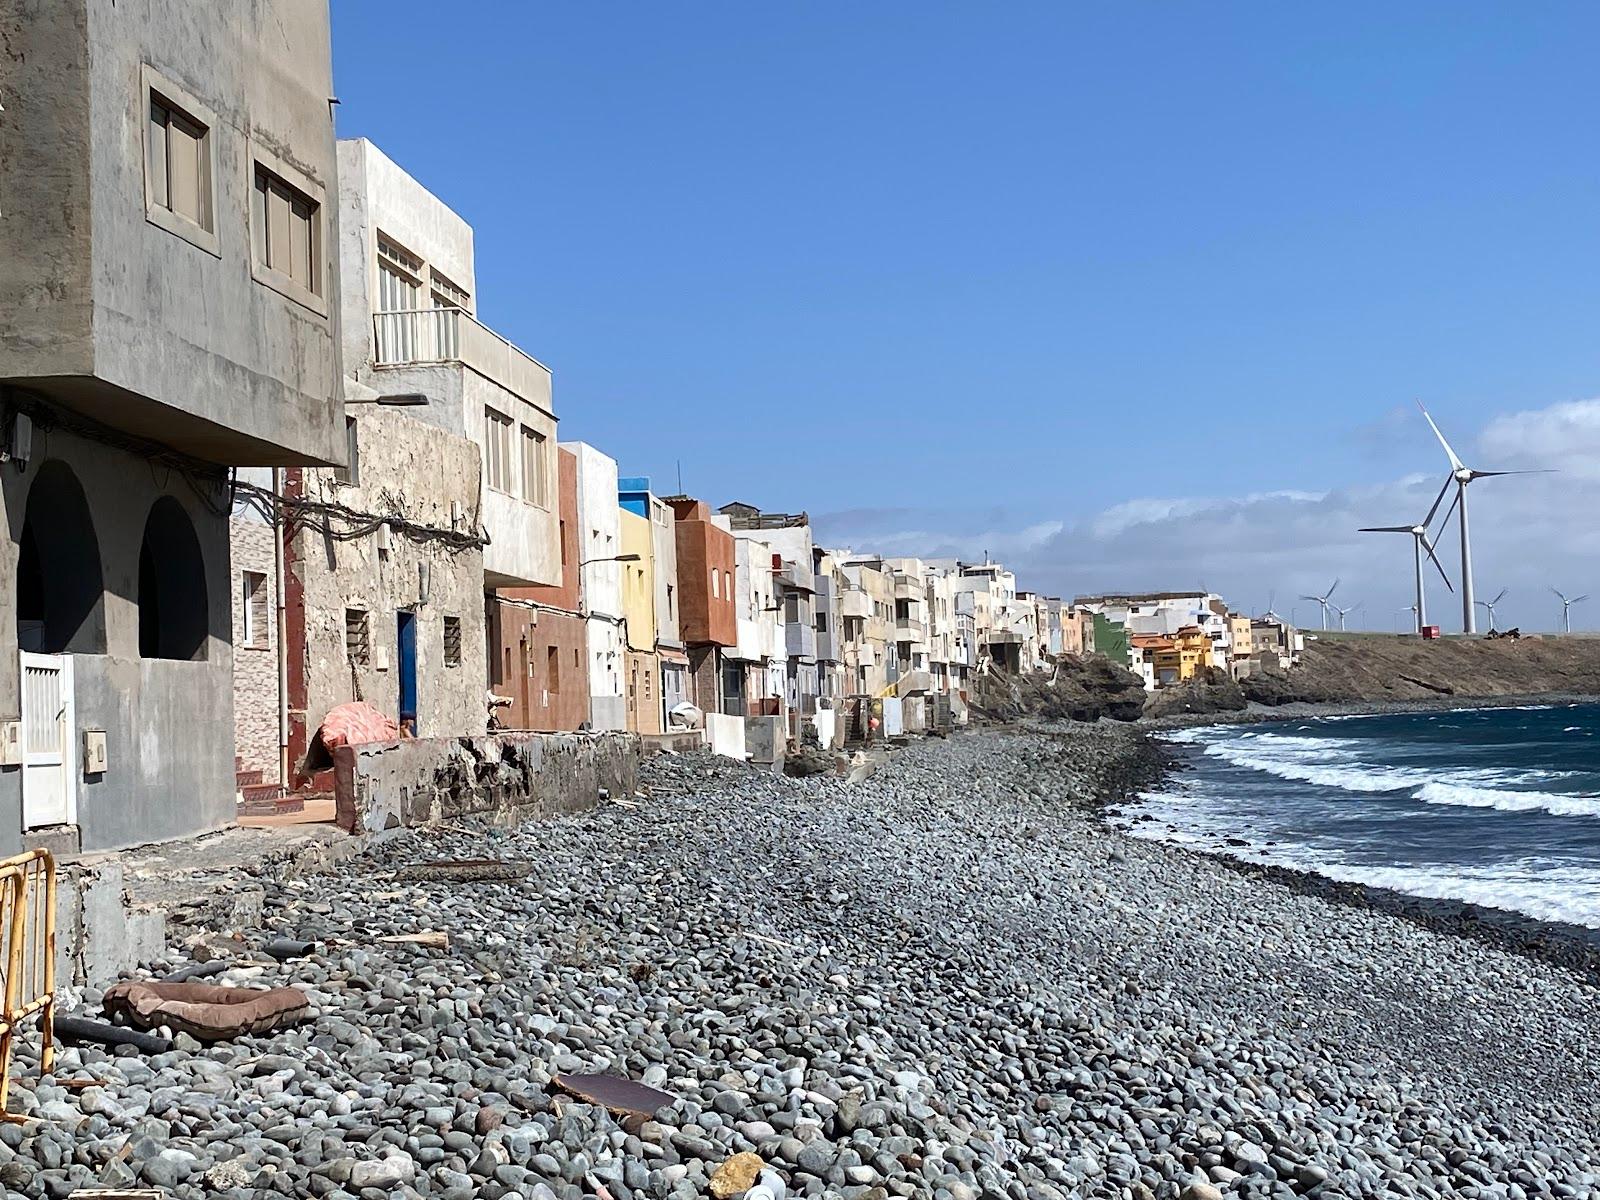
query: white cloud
[{"left": 816, "top": 397, "right": 1600, "bottom": 633}]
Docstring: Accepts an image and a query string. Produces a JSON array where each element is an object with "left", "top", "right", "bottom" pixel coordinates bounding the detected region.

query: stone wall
[
  {"left": 333, "top": 731, "right": 639, "bottom": 834},
  {"left": 230, "top": 516, "right": 280, "bottom": 783}
]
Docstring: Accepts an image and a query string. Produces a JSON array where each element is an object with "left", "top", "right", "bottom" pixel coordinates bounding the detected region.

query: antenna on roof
[{"left": 676, "top": 459, "right": 683, "bottom": 494}]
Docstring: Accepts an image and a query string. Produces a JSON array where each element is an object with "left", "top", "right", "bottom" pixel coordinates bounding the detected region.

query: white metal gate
[{"left": 18, "top": 653, "right": 73, "bottom": 830}]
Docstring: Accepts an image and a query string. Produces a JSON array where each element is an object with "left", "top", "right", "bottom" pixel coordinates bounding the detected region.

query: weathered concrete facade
[
  {"left": 229, "top": 502, "right": 281, "bottom": 785},
  {"left": 285, "top": 405, "right": 485, "bottom": 769},
  {"left": 490, "top": 447, "right": 589, "bottom": 732},
  {"left": 1, "top": 0, "right": 340, "bottom": 851},
  {"left": 333, "top": 731, "right": 638, "bottom": 834},
  {"left": 336, "top": 139, "right": 559, "bottom": 589}
]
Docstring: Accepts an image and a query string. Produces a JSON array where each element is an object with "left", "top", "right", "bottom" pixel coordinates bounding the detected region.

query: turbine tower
[
  {"left": 1299, "top": 578, "right": 1339, "bottom": 631},
  {"left": 1551, "top": 586, "right": 1589, "bottom": 634},
  {"left": 1359, "top": 491, "right": 1453, "bottom": 634},
  {"left": 1474, "top": 587, "right": 1508, "bottom": 632},
  {"left": 1418, "top": 403, "right": 1547, "bottom": 635},
  {"left": 1332, "top": 602, "right": 1360, "bottom": 632}
]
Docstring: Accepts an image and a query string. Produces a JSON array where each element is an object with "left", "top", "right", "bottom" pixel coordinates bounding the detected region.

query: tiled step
[{"left": 235, "top": 767, "right": 265, "bottom": 787}]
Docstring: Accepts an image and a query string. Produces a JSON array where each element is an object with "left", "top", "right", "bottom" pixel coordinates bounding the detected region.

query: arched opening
[
  {"left": 16, "top": 460, "right": 106, "bottom": 654},
  {"left": 138, "top": 497, "right": 208, "bottom": 661}
]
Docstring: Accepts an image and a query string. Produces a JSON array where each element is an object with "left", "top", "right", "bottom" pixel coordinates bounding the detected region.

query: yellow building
[
  {"left": 619, "top": 508, "right": 660, "bottom": 734},
  {"left": 1153, "top": 626, "right": 1213, "bottom": 686},
  {"left": 1228, "top": 614, "right": 1253, "bottom": 663}
]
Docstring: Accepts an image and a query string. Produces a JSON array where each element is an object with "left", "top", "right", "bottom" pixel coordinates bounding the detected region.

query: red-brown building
[
  {"left": 489, "top": 447, "right": 589, "bottom": 731},
  {"left": 665, "top": 496, "right": 737, "bottom": 713}
]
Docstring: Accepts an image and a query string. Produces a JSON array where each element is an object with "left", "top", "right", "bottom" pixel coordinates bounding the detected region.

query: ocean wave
[{"left": 1414, "top": 782, "right": 1600, "bottom": 818}]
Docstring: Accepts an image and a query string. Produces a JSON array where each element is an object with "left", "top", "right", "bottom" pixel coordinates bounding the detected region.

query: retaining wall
[{"left": 333, "top": 731, "right": 639, "bottom": 833}]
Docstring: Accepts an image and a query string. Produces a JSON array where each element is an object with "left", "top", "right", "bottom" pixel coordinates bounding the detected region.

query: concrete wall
[
  {"left": 620, "top": 509, "right": 655, "bottom": 653},
  {"left": 650, "top": 497, "right": 682, "bottom": 651},
  {"left": 490, "top": 605, "right": 588, "bottom": 732},
  {"left": 1, "top": 0, "right": 345, "bottom": 466},
  {"left": 704, "top": 713, "right": 745, "bottom": 761},
  {"left": 502, "top": 447, "right": 581, "bottom": 611},
  {"left": 289, "top": 406, "right": 485, "bottom": 745},
  {"left": 570, "top": 443, "right": 625, "bottom": 730},
  {"left": 0, "top": 427, "right": 232, "bottom": 853},
  {"left": 625, "top": 648, "right": 662, "bottom": 736},
  {"left": 229, "top": 513, "right": 281, "bottom": 783},
  {"left": 334, "top": 730, "right": 638, "bottom": 834},
  {"left": 670, "top": 502, "right": 737, "bottom": 648}
]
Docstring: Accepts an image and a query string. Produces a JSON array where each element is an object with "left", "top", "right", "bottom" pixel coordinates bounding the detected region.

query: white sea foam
[{"left": 1414, "top": 781, "right": 1600, "bottom": 818}]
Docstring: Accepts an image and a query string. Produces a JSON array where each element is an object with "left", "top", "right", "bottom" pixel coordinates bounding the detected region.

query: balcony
[
  {"left": 839, "top": 589, "right": 871, "bottom": 619},
  {"left": 893, "top": 577, "right": 924, "bottom": 602},
  {"left": 374, "top": 308, "right": 552, "bottom": 415}
]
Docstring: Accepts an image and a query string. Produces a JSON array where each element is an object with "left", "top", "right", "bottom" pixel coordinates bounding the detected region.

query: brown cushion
[{"left": 102, "top": 981, "right": 309, "bottom": 1043}]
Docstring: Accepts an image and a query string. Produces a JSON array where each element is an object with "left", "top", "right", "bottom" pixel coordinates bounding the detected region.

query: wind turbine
[
  {"left": 1332, "top": 601, "right": 1361, "bottom": 631},
  {"left": 1418, "top": 403, "right": 1548, "bottom": 634},
  {"left": 1358, "top": 493, "right": 1454, "bottom": 634},
  {"left": 1474, "top": 587, "right": 1508, "bottom": 632},
  {"left": 1298, "top": 578, "right": 1339, "bottom": 631},
  {"left": 1552, "top": 586, "right": 1589, "bottom": 634},
  {"left": 1395, "top": 604, "right": 1418, "bottom": 633}
]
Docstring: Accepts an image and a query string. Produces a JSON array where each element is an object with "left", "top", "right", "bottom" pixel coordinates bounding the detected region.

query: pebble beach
[{"left": 4, "top": 726, "right": 1598, "bottom": 1200}]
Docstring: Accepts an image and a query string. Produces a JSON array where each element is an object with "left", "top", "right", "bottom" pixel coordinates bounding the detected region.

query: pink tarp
[{"left": 318, "top": 701, "right": 399, "bottom": 751}]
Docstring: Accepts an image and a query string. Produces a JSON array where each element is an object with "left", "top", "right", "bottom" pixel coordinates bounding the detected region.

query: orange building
[{"left": 666, "top": 496, "right": 737, "bottom": 713}]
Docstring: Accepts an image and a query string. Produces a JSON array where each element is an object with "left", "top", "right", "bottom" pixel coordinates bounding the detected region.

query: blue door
[{"left": 397, "top": 610, "right": 418, "bottom": 735}]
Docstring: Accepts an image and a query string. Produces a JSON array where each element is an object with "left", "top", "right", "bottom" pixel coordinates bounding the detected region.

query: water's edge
[{"left": 1091, "top": 701, "right": 1600, "bottom": 985}]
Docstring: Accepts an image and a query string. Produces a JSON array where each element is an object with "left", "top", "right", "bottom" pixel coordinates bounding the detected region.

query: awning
[{"left": 658, "top": 648, "right": 690, "bottom": 664}]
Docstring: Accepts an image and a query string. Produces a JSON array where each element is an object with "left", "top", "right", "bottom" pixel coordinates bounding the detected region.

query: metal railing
[
  {"left": 372, "top": 309, "right": 552, "bottom": 410},
  {"left": 0, "top": 849, "right": 55, "bottom": 1114}
]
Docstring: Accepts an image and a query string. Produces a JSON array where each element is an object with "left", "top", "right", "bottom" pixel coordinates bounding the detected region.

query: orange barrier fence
[{"left": 0, "top": 849, "right": 54, "bottom": 1116}]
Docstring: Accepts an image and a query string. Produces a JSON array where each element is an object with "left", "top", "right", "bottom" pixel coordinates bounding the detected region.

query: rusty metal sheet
[{"left": 551, "top": 1073, "right": 674, "bottom": 1119}]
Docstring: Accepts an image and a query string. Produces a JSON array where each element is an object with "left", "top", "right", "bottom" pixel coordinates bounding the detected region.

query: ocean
[{"left": 1124, "top": 703, "right": 1600, "bottom": 929}]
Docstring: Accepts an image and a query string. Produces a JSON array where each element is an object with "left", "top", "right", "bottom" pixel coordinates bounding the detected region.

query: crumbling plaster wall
[
  {"left": 293, "top": 406, "right": 485, "bottom": 741},
  {"left": 334, "top": 730, "right": 639, "bottom": 834}
]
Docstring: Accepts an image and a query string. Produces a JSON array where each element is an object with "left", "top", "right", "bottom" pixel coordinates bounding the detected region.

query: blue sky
[{"left": 331, "top": 4, "right": 1600, "bottom": 629}]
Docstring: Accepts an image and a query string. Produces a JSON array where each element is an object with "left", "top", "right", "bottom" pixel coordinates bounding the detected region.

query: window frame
[
  {"left": 240, "top": 570, "right": 269, "bottom": 650},
  {"left": 520, "top": 424, "right": 549, "bottom": 509},
  {"left": 484, "top": 406, "right": 515, "bottom": 495},
  {"left": 443, "top": 616, "right": 462, "bottom": 668},
  {"left": 140, "top": 65, "right": 219, "bottom": 257},
  {"left": 247, "top": 139, "right": 329, "bottom": 317}
]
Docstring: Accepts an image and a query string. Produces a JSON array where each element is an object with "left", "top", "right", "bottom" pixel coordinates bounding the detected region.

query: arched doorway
[
  {"left": 138, "top": 497, "right": 209, "bottom": 660},
  {"left": 15, "top": 460, "right": 106, "bottom": 654}
]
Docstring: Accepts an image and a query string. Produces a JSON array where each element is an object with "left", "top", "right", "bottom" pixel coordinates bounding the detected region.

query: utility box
[
  {"left": 0, "top": 721, "right": 20, "bottom": 767},
  {"left": 1421, "top": 625, "right": 1442, "bottom": 640},
  {"left": 83, "top": 729, "right": 108, "bottom": 774}
]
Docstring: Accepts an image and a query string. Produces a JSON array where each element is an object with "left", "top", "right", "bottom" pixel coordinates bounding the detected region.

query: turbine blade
[
  {"left": 1433, "top": 486, "right": 1461, "bottom": 539},
  {"left": 1552, "top": 586, "right": 1566, "bottom": 601},
  {"left": 1421, "top": 534, "right": 1453, "bottom": 593},
  {"left": 1421, "top": 476, "right": 1453, "bottom": 527},
  {"left": 1469, "top": 468, "right": 1556, "bottom": 479},
  {"left": 1576, "top": 595, "right": 1591, "bottom": 605},
  {"left": 1358, "top": 525, "right": 1414, "bottom": 533},
  {"left": 1492, "top": 587, "right": 1508, "bottom": 605},
  {"left": 1417, "top": 402, "right": 1466, "bottom": 471},
  {"left": 1327, "top": 578, "right": 1340, "bottom": 601}
]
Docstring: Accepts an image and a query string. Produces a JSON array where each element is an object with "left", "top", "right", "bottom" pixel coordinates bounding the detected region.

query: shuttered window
[
  {"left": 484, "top": 407, "right": 514, "bottom": 493},
  {"left": 443, "top": 616, "right": 462, "bottom": 668},
  {"left": 148, "top": 94, "right": 212, "bottom": 231},
  {"left": 521, "top": 425, "right": 548, "bottom": 507},
  {"left": 253, "top": 165, "right": 321, "bottom": 296},
  {"left": 345, "top": 609, "right": 370, "bottom": 665}
]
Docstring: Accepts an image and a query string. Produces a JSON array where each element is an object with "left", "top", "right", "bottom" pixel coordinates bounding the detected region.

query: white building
[
  {"left": 728, "top": 536, "right": 786, "bottom": 714},
  {"left": 567, "top": 442, "right": 625, "bottom": 731}
]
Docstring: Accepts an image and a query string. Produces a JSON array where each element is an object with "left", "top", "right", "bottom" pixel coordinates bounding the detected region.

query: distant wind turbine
[
  {"left": 1332, "top": 601, "right": 1361, "bottom": 632},
  {"left": 1395, "top": 604, "right": 1418, "bottom": 633},
  {"left": 1418, "top": 403, "right": 1551, "bottom": 634},
  {"left": 1359, "top": 491, "right": 1454, "bottom": 633},
  {"left": 1552, "top": 586, "right": 1589, "bottom": 634},
  {"left": 1298, "top": 578, "right": 1339, "bottom": 631},
  {"left": 1474, "top": 587, "right": 1508, "bottom": 632}
]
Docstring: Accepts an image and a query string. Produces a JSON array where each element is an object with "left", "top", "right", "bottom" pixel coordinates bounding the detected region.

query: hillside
[{"left": 1243, "top": 633, "right": 1600, "bottom": 706}]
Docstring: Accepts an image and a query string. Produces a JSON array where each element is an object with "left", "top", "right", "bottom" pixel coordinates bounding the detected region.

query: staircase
[{"left": 235, "top": 757, "right": 302, "bottom": 818}]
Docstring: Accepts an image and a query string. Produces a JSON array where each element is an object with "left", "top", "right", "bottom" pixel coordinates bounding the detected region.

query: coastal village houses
[{"left": 0, "top": 0, "right": 1301, "bottom": 853}]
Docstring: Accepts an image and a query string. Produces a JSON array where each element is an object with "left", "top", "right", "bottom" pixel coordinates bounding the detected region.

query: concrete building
[
  {"left": 336, "top": 139, "right": 559, "bottom": 591},
  {"left": 811, "top": 549, "right": 850, "bottom": 739},
  {"left": 1, "top": 0, "right": 342, "bottom": 852},
  {"left": 569, "top": 444, "right": 625, "bottom": 731},
  {"left": 839, "top": 557, "right": 894, "bottom": 698},
  {"left": 728, "top": 536, "right": 786, "bottom": 717},
  {"left": 281, "top": 406, "right": 485, "bottom": 755},
  {"left": 489, "top": 446, "right": 589, "bottom": 732},
  {"left": 665, "top": 497, "right": 736, "bottom": 716},
  {"left": 721, "top": 505, "right": 818, "bottom": 734},
  {"left": 1074, "top": 592, "right": 1233, "bottom": 671}
]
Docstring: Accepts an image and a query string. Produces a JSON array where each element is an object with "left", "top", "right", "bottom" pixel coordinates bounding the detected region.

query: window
[
  {"left": 546, "top": 645, "right": 560, "bottom": 693},
  {"left": 711, "top": 569, "right": 720, "bottom": 599},
  {"left": 241, "top": 571, "right": 269, "bottom": 649},
  {"left": 334, "top": 416, "right": 359, "bottom": 485},
  {"left": 253, "top": 163, "right": 321, "bottom": 299},
  {"left": 148, "top": 94, "right": 211, "bottom": 233},
  {"left": 521, "top": 426, "right": 548, "bottom": 507},
  {"left": 443, "top": 616, "right": 462, "bottom": 667},
  {"left": 785, "top": 592, "right": 800, "bottom": 623},
  {"left": 814, "top": 611, "right": 828, "bottom": 634},
  {"left": 430, "top": 268, "right": 470, "bottom": 313},
  {"left": 142, "top": 69, "right": 218, "bottom": 255},
  {"left": 666, "top": 584, "right": 674, "bottom": 619},
  {"left": 484, "top": 407, "right": 513, "bottom": 493},
  {"left": 345, "top": 609, "right": 370, "bottom": 665}
]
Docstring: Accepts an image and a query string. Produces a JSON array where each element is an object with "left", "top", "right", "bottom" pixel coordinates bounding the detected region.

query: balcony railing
[{"left": 373, "top": 308, "right": 551, "bottom": 411}]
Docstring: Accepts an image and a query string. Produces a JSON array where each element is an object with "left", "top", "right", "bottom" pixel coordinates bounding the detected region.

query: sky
[{"left": 329, "top": 3, "right": 1600, "bottom": 632}]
